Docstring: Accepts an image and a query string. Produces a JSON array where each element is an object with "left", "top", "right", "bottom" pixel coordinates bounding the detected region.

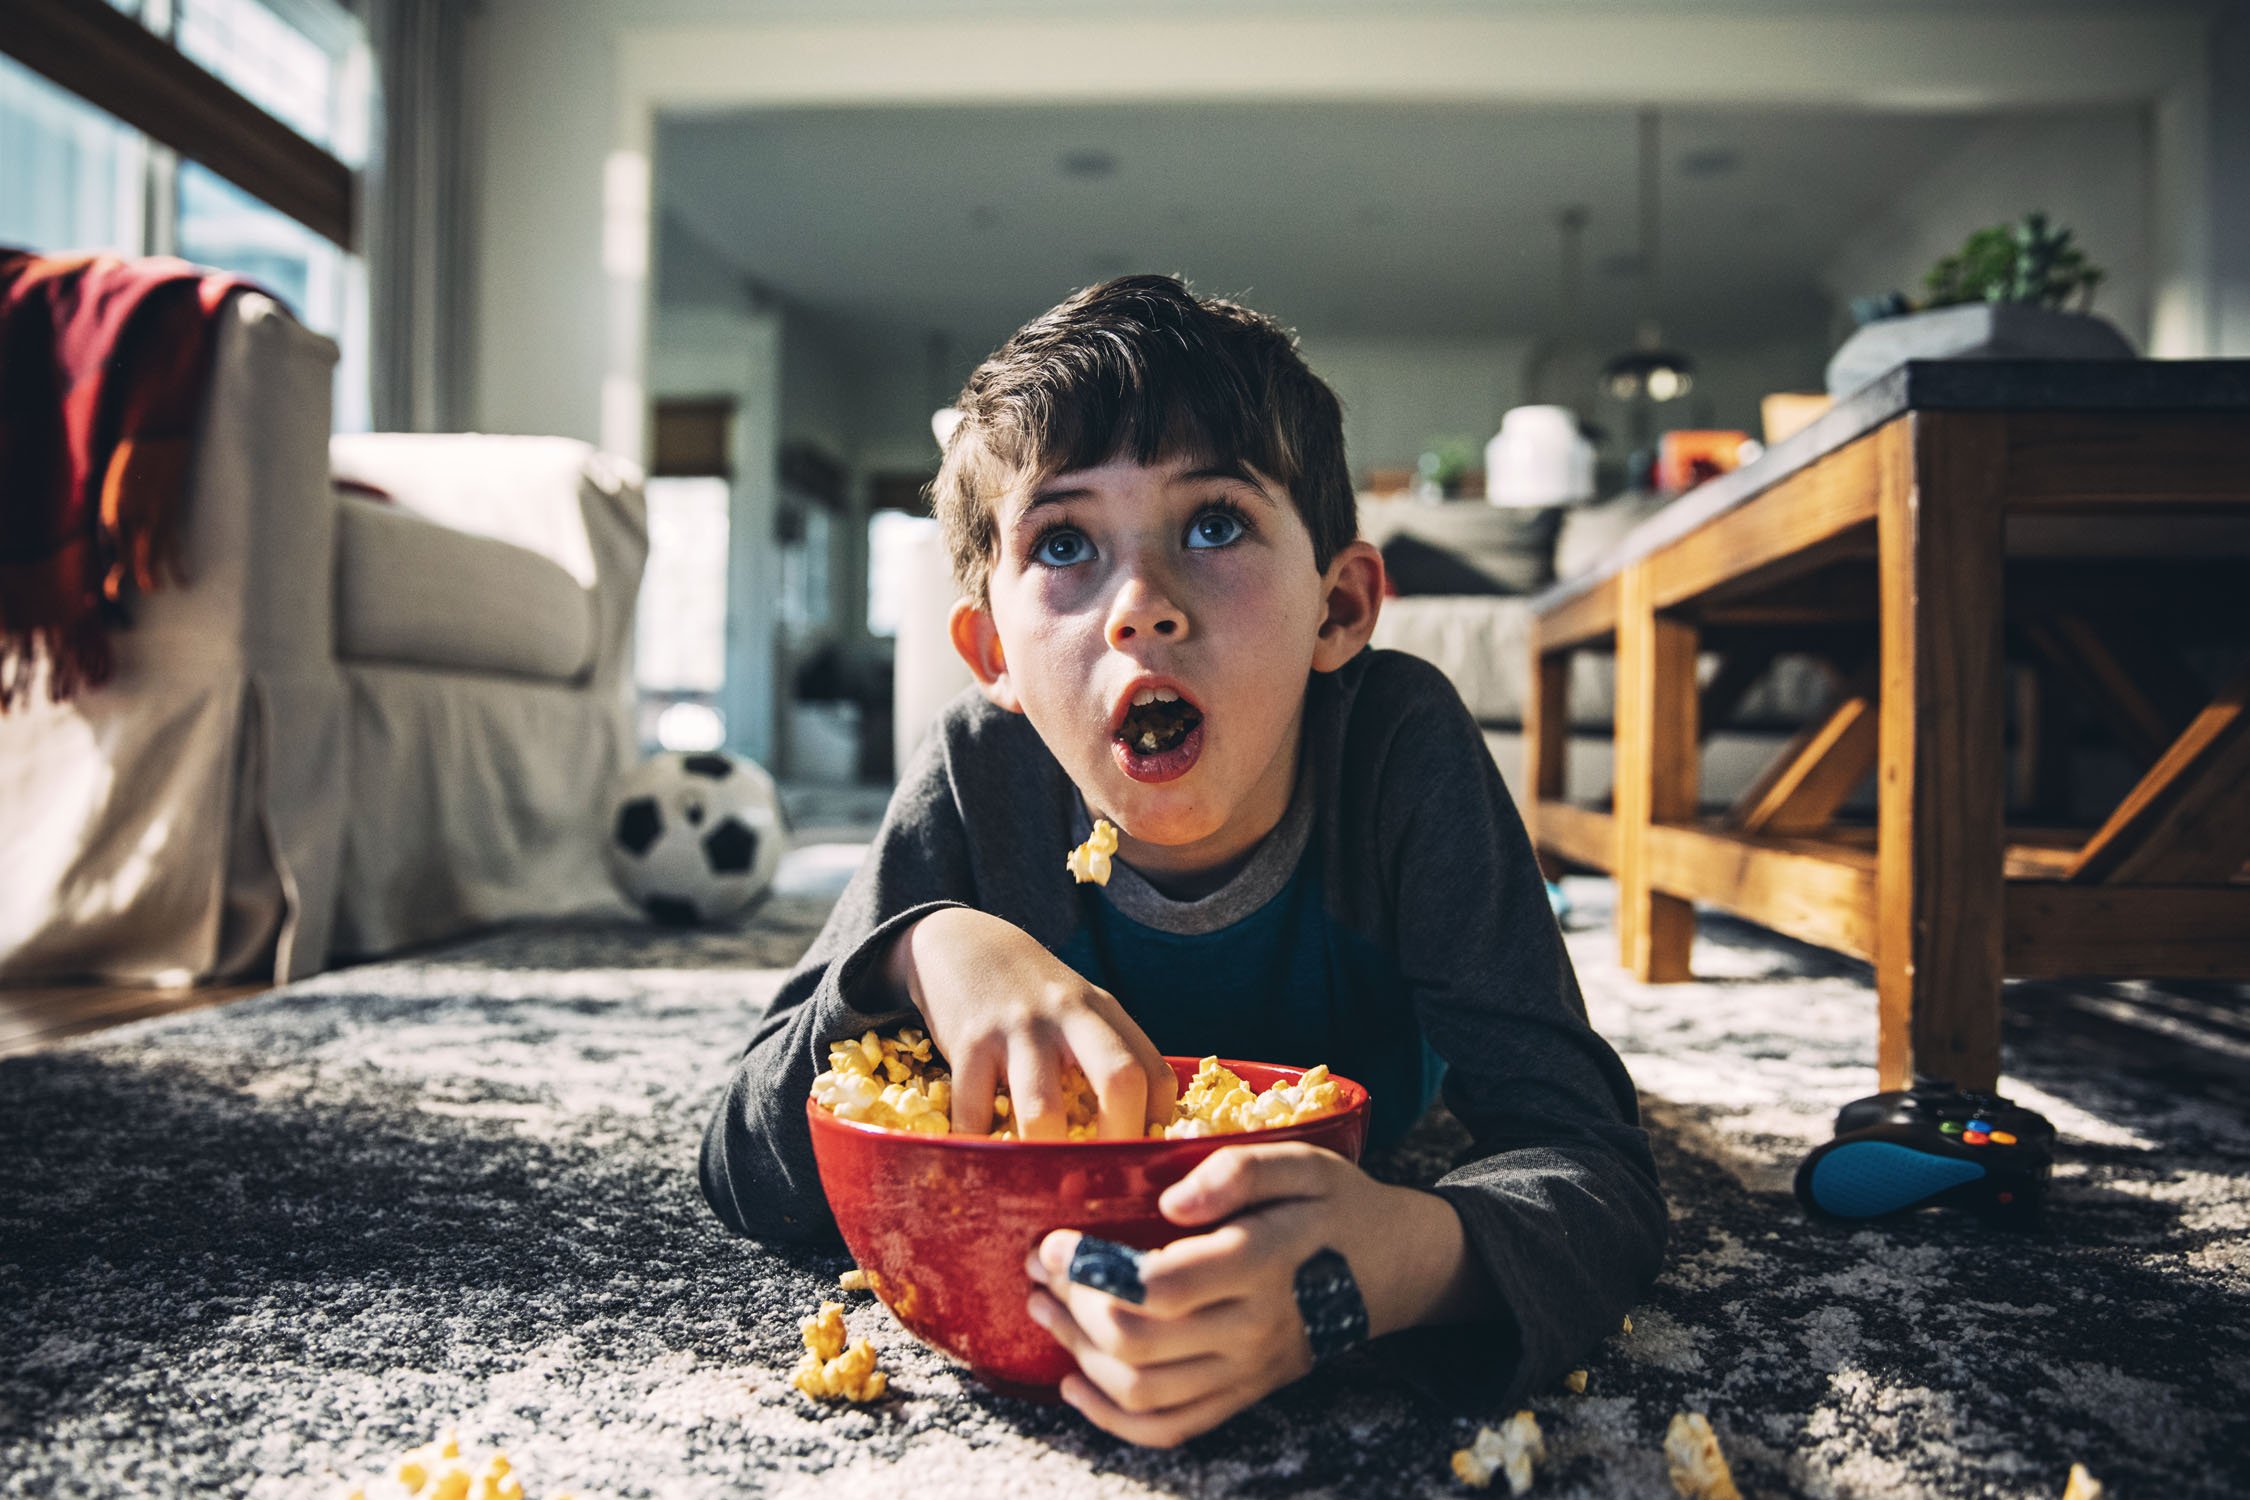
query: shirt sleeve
[
  {"left": 696, "top": 722, "right": 978, "bottom": 1245},
  {"left": 1368, "top": 657, "right": 1668, "bottom": 1406}
]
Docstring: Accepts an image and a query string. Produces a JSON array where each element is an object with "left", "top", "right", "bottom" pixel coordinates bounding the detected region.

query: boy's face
[{"left": 950, "top": 453, "right": 1380, "bottom": 882}]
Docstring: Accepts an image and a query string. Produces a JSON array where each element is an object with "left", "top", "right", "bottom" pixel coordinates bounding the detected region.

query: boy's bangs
[{"left": 1003, "top": 353, "right": 1299, "bottom": 495}]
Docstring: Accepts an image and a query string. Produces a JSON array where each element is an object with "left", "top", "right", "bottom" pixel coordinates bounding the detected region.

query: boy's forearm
[{"left": 1363, "top": 1185, "right": 1498, "bottom": 1338}]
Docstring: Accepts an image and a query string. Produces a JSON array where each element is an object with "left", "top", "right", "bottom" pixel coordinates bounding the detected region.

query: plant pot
[{"left": 1824, "top": 303, "right": 2136, "bottom": 398}]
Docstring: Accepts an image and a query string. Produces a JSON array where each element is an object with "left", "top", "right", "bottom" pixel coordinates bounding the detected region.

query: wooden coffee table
[{"left": 1527, "top": 361, "right": 2250, "bottom": 1092}]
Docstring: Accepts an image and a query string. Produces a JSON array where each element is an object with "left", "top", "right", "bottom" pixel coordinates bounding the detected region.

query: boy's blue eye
[
  {"left": 1187, "top": 507, "right": 1246, "bottom": 549},
  {"left": 1034, "top": 528, "right": 1093, "bottom": 567}
]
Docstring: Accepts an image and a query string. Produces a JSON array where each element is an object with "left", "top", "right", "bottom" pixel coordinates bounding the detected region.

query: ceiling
[{"left": 653, "top": 99, "right": 2075, "bottom": 362}]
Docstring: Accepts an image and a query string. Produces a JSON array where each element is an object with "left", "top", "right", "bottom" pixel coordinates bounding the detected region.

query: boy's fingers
[
  {"left": 1139, "top": 1205, "right": 1316, "bottom": 1315},
  {"left": 1063, "top": 1015, "right": 1148, "bottom": 1140},
  {"left": 1136, "top": 1034, "right": 1180, "bottom": 1126},
  {"left": 1006, "top": 1033, "right": 1068, "bottom": 1141},
  {"left": 1088, "top": 997, "right": 1177, "bottom": 1127},
  {"left": 1038, "top": 1278, "right": 1208, "bottom": 1368},
  {"left": 948, "top": 1039, "right": 998, "bottom": 1136},
  {"left": 1158, "top": 1143, "right": 1341, "bottom": 1225},
  {"left": 1058, "top": 1370, "right": 1254, "bottom": 1450},
  {"left": 1026, "top": 1291, "right": 1232, "bottom": 1416},
  {"left": 1030, "top": 1227, "right": 1080, "bottom": 1287}
]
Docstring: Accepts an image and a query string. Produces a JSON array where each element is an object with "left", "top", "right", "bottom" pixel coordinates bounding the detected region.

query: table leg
[
  {"left": 1526, "top": 647, "right": 1568, "bottom": 878},
  {"left": 1616, "top": 561, "right": 1699, "bottom": 982},
  {"left": 1876, "top": 413, "right": 2008, "bottom": 1091}
]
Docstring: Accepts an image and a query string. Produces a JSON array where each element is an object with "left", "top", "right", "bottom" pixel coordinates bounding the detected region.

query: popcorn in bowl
[
  {"left": 810, "top": 1029, "right": 1344, "bottom": 1140},
  {"left": 803, "top": 1047, "right": 1371, "bottom": 1392}
]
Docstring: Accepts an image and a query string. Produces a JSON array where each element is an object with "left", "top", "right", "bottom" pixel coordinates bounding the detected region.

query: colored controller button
[
  {"left": 1991, "top": 1130, "right": 2017, "bottom": 1146},
  {"left": 1967, "top": 1120, "right": 1994, "bottom": 1133},
  {"left": 1940, "top": 1122, "right": 1962, "bottom": 1134},
  {"left": 1963, "top": 1131, "right": 1990, "bottom": 1145}
]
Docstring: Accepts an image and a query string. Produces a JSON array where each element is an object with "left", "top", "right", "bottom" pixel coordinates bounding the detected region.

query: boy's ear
[
  {"left": 948, "top": 597, "right": 1024, "bottom": 713},
  {"left": 1312, "top": 539, "right": 1386, "bottom": 673}
]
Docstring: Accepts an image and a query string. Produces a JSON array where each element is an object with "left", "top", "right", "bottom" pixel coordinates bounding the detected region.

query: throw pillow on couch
[{"left": 1358, "top": 499, "right": 1560, "bottom": 595}]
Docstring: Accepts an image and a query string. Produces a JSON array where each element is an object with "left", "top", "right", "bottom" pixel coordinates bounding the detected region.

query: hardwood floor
[{"left": 0, "top": 981, "right": 267, "bottom": 1059}]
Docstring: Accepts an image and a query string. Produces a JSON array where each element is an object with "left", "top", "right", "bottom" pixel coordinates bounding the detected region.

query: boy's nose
[{"left": 1107, "top": 577, "right": 1185, "bottom": 645}]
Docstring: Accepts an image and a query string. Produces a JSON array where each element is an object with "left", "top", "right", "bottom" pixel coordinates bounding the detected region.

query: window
[
  {"left": 1, "top": 0, "right": 367, "bottom": 425},
  {"left": 866, "top": 510, "right": 939, "bottom": 639},
  {"left": 0, "top": 51, "right": 146, "bottom": 256},
  {"left": 636, "top": 475, "right": 734, "bottom": 753},
  {"left": 177, "top": 0, "right": 345, "bottom": 153}
]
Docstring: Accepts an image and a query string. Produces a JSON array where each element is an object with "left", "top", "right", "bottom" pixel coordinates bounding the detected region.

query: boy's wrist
[
  {"left": 1358, "top": 1184, "right": 1493, "bottom": 1338},
  {"left": 877, "top": 904, "right": 968, "bottom": 1015}
]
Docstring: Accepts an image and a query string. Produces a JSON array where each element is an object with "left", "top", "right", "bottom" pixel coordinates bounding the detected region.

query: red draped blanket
[{"left": 0, "top": 252, "right": 260, "bottom": 710}]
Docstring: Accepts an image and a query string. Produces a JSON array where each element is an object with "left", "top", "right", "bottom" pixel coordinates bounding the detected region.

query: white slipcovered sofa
[{"left": 0, "top": 293, "right": 647, "bottom": 985}]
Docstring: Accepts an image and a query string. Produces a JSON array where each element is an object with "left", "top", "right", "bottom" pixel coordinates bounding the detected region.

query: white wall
[
  {"left": 1297, "top": 336, "right": 1531, "bottom": 480},
  {"left": 468, "top": 0, "right": 615, "bottom": 443},
  {"left": 778, "top": 306, "right": 860, "bottom": 465},
  {"left": 1817, "top": 111, "right": 2153, "bottom": 351}
]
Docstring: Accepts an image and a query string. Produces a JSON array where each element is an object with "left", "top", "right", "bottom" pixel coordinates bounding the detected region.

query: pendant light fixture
[{"left": 1600, "top": 108, "right": 1695, "bottom": 405}]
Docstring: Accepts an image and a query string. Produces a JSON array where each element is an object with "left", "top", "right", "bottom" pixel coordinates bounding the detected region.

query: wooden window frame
[{"left": 0, "top": 0, "right": 356, "bottom": 249}]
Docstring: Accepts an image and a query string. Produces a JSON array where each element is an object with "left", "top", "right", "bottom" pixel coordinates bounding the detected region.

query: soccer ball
[{"left": 604, "top": 751, "right": 788, "bottom": 925}]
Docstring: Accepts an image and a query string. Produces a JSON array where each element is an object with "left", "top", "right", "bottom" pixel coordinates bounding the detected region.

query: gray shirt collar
[{"left": 1069, "top": 749, "right": 1315, "bottom": 936}]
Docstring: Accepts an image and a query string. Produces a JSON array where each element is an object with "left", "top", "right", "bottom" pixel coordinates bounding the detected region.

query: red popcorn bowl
[{"left": 805, "top": 1055, "right": 1370, "bottom": 1396}]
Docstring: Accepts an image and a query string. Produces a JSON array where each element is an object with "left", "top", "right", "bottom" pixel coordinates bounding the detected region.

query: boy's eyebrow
[
  {"left": 1020, "top": 461, "right": 1275, "bottom": 516},
  {"left": 1176, "top": 461, "right": 1277, "bottom": 499}
]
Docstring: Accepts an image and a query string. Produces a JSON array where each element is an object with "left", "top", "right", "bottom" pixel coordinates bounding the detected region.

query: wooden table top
[{"left": 1533, "top": 357, "right": 2250, "bottom": 615}]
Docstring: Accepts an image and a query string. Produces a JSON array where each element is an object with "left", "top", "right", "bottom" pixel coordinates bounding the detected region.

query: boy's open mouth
[{"left": 1114, "top": 688, "right": 1204, "bottom": 757}]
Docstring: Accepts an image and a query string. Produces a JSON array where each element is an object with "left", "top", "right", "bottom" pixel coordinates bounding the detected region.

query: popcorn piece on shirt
[
  {"left": 1450, "top": 1411, "right": 1545, "bottom": 1494},
  {"left": 1663, "top": 1413, "right": 1741, "bottom": 1500},
  {"left": 1066, "top": 818, "right": 1120, "bottom": 886},
  {"left": 2062, "top": 1464, "right": 2105, "bottom": 1500}
]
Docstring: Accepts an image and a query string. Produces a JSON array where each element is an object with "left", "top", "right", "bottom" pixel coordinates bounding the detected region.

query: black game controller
[{"left": 1794, "top": 1080, "right": 2056, "bottom": 1226}]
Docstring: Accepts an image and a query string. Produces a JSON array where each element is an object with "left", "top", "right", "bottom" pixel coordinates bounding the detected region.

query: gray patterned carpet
[{"left": 4, "top": 820, "right": 2248, "bottom": 1498}]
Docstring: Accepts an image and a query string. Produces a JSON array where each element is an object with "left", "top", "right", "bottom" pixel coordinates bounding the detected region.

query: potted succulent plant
[{"left": 1826, "top": 213, "right": 2134, "bottom": 396}]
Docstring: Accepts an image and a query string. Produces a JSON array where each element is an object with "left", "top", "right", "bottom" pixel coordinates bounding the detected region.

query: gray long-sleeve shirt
[{"left": 699, "top": 646, "right": 1666, "bottom": 1400}]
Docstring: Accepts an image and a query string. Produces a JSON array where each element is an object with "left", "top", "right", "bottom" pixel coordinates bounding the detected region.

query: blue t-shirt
[{"left": 1054, "top": 838, "right": 1444, "bottom": 1149}]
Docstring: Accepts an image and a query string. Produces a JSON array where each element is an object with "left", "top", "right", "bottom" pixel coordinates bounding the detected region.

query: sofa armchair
[{"left": 0, "top": 292, "right": 648, "bottom": 985}]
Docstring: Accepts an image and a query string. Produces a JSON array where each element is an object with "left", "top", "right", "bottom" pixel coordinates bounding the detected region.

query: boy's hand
[
  {"left": 1024, "top": 1144, "right": 1481, "bottom": 1448},
  {"left": 888, "top": 907, "right": 1176, "bottom": 1139}
]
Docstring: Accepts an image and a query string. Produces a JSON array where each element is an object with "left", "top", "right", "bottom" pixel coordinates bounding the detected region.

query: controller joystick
[{"left": 1795, "top": 1080, "right": 2055, "bottom": 1226}]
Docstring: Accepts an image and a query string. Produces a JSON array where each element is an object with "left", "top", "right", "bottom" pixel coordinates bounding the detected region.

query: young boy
[{"left": 700, "top": 274, "right": 1665, "bottom": 1446}]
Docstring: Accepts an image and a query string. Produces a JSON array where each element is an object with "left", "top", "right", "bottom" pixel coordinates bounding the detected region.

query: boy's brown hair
[{"left": 931, "top": 274, "right": 1354, "bottom": 607}]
